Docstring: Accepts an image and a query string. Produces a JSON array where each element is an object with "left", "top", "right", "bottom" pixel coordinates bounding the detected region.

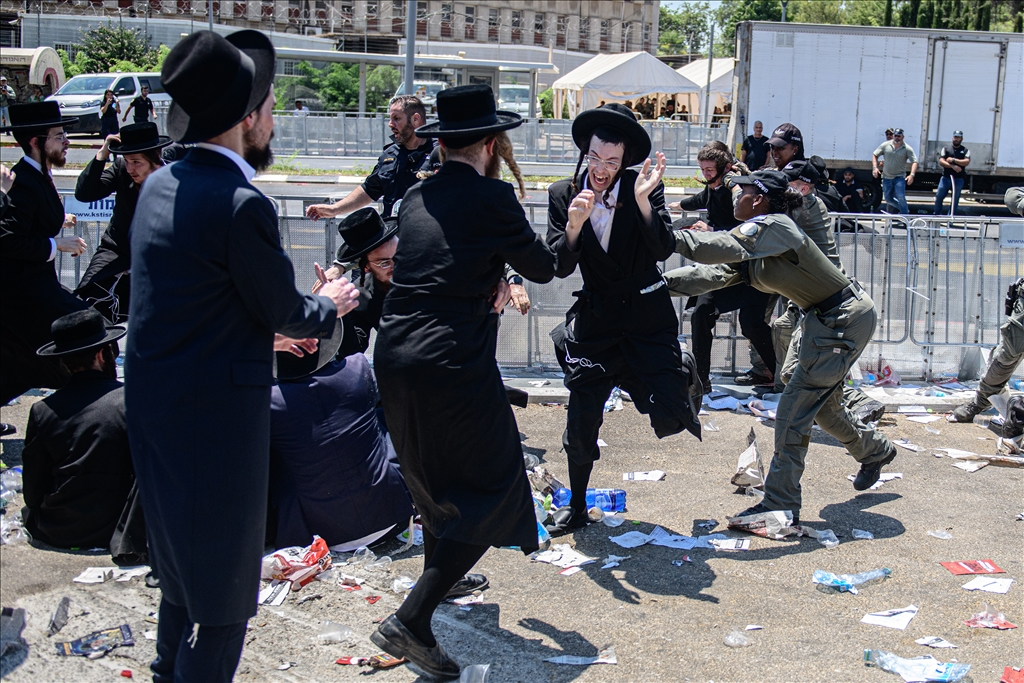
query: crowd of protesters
[{"left": 1, "top": 29, "right": 1022, "bottom": 682}]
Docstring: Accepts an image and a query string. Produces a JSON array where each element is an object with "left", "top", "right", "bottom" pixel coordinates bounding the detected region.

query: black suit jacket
[
  {"left": 125, "top": 147, "right": 337, "bottom": 626},
  {"left": 74, "top": 156, "right": 137, "bottom": 291},
  {"left": 0, "top": 159, "right": 87, "bottom": 403},
  {"left": 21, "top": 371, "right": 133, "bottom": 549}
]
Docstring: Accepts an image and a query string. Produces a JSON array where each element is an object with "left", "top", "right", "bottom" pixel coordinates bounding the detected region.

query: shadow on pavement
[{"left": 563, "top": 492, "right": 905, "bottom": 606}]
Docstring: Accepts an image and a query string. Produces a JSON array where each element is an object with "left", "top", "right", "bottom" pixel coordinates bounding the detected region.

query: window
[
  {"left": 579, "top": 17, "right": 590, "bottom": 50},
  {"left": 600, "top": 19, "right": 610, "bottom": 51},
  {"left": 555, "top": 15, "right": 566, "bottom": 47},
  {"left": 392, "top": 0, "right": 405, "bottom": 34},
  {"left": 54, "top": 42, "right": 80, "bottom": 60},
  {"left": 533, "top": 12, "right": 545, "bottom": 45},
  {"left": 488, "top": 8, "right": 499, "bottom": 42},
  {"left": 416, "top": 0, "right": 427, "bottom": 36},
  {"left": 464, "top": 5, "right": 475, "bottom": 40},
  {"left": 281, "top": 59, "right": 300, "bottom": 76},
  {"left": 365, "top": 0, "right": 377, "bottom": 30},
  {"left": 137, "top": 76, "right": 165, "bottom": 93},
  {"left": 113, "top": 77, "right": 135, "bottom": 96},
  {"left": 643, "top": 21, "right": 652, "bottom": 51},
  {"left": 287, "top": 0, "right": 301, "bottom": 23},
  {"left": 511, "top": 10, "right": 522, "bottom": 44},
  {"left": 441, "top": 2, "right": 452, "bottom": 38}
]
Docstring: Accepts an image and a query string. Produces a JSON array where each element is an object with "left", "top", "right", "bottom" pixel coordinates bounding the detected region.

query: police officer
[
  {"left": 951, "top": 188, "right": 1024, "bottom": 422},
  {"left": 664, "top": 169, "right": 896, "bottom": 525},
  {"left": 306, "top": 95, "right": 438, "bottom": 220}
]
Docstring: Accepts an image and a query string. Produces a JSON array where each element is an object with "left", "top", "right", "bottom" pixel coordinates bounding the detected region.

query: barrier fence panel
[
  {"left": 908, "top": 216, "right": 1024, "bottom": 380},
  {"left": 53, "top": 190, "right": 1023, "bottom": 382}
]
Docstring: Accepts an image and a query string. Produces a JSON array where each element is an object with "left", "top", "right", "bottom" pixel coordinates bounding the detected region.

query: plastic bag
[
  {"left": 963, "top": 603, "right": 1018, "bottom": 629},
  {"left": 260, "top": 536, "right": 332, "bottom": 587}
]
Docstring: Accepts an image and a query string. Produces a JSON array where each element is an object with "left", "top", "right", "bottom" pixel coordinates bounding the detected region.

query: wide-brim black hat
[
  {"left": 415, "top": 84, "right": 522, "bottom": 139},
  {"left": 37, "top": 309, "right": 126, "bottom": 357},
  {"left": 162, "top": 29, "right": 275, "bottom": 144},
  {"left": 572, "top": 103, "right": 651, "bottom": 168},
  {"left": 108, "top": 122, "right": 173, "bottom": 154},
  {"left": 274, "top": 319, "right": 344, "bottom": 382},
  {"left": 0, "top": 101, "right": 78, "bottom": 133},
  {"left": 335, "top": 207, "right": 399, "bottom": 263}
]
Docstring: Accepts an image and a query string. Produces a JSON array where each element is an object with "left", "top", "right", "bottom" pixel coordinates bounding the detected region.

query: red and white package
[
  {"left": 964, "top": 603, "right": 1018, "bottom": 630},
  {"left": 874, "top": 364, "right": 902, "bottom": 387},
  {"left": 940, "top": 559, "right": 1005, "bottom": 575},
  {"left": 261, "top": 536, "right": 332, "bottom": 588}
]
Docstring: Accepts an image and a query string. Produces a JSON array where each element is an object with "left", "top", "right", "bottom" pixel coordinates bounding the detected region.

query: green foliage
[
  {"left": 365, "top": 66, "right": 401, "bottom": 112},
  {"left": 152, "top": 45, "right": 171, "bottom": 71},
  {"left": 57, "top": 49, "right": 89, "bottom": 79},
  {"left": 715, "top": 0, "right": 783, "bottom": 55},
  {"left": 109, "top": 60, "right": 143, "bottom": 73},
  {"left": 658, "top": 2, "right": 712, "bottom": 55},
  {"left": 75, "top": 24, "right": 158, "bottom": 73},
  {"left": 537, "top": 87, "right": 569, "bottom": 119}
]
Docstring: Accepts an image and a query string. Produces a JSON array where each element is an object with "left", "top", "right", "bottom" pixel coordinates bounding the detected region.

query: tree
[
  {"left": 715, "top": 0, "right": 783, "bottom": 55},
  {"left": 76, "top": 25, "right": 158, "bottom": 74},
  {"left": 365, "top": 65, "right": 400, "bottom": 112},
  {"left": 658, "top": 2, "right": 712, "bottom": 55},
  {"left": 291, "top": 61, "right": 361, "bottom": 111},
  {"left": 57, "top": 49, "right": 89, "bottom": 79}
]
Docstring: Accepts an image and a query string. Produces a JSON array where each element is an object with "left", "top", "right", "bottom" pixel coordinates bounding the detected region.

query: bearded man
[
  {"left": 125, "top": 30, "right": 359, "bottom": 681},
  {"left": 0, "top": 101, "right": 89, "bottom": 405}
]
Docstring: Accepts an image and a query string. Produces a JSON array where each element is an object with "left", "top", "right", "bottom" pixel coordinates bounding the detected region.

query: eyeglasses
[
  {"left": 369, "top": 258, "right": 394, "bottom": 269},
  {"left": 586, "top": 154, "right": 622, "bottom": 172},
  {"left": 41, "top": 132, "right": 69, "bottom": 142}
]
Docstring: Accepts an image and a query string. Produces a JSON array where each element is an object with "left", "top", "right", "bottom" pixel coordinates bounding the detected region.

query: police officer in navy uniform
[{"left": 306, "top": 95, "right": 438, "bottom": 221}]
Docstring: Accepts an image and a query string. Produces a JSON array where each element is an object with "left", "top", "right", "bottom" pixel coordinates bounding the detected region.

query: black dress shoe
[
  {"left": 370, "top": 615, "right": 460, "bottom": 680},
  {"left": 853, "top": 446, "right": 898, "bottom": 491},
  {"left": 444, "top": 573, "right": 489, "bottom": 599},
  {"left": 0, "top": 423, "right": 16, "bottom": 437},
  {"left": 543, "top": 506, "right": 589, "bottom": 537},
  {"left": 735, "top": 502, "right": 799, "bottom": 527}
]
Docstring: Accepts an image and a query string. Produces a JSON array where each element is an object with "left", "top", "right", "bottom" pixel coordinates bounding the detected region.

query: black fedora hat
[
  {"left": 161, "top": 29, "right": 275, "bottom": 143},
  {"left": 335, "top": 207, "right": 399, "bottom": 263},
  {"left": 0, "top": 101, "right": 78, "bottom": 133},
  {"left": 415, "top": 84, "right": 522, "bottom": 140},
  {"left": 274, "top": 320, "right": 345, "bottom": 382},
  {"left": 108, "top": 122, "right": 173, "bottom": 154},
  {"left": 572, "top": 103, "right": 651, "bottom": 168},
  {"left": 37, "top": 309, "right": 126, "bottom": 357}
]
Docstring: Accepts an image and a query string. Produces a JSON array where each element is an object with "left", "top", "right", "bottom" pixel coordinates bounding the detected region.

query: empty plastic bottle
[
  {"left": 813, "top": 567, "right": 891, "bottom": 594},
  {"left": 586, "top": 488, "right": 627, "bottom": 513},
  {"left": 0, "top": 467, "right": 22, "bottom": 493},
  {"left": 864, "top": 649, "right": 970, "bottom": 682},
  {"left": 551, "top": 487, "right": 627, "bottom": 512},
  {"left": 603, "top": 387, "right": 622, "bottom": 412}
]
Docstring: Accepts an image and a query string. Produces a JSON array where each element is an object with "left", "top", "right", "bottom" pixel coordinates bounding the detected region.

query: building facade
[{"left": 6, "top": 1, "right": 658, "bottom": 56}]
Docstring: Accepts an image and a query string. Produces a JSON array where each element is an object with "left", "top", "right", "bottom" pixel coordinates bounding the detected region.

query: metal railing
[{"left": 53, "top": 190, "right": 1024, "bottom": 381}]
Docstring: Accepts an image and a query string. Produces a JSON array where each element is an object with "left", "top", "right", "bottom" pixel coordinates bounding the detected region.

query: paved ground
[{"left": 1, "top": 389, "right": 1022, "bottom": 683}]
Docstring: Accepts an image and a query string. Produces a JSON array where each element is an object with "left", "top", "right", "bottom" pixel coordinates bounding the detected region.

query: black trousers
[
  {"left": 151, "top": 597, "right": 246, "bottom": 683},
  {"left": 690, "top": 283, "right": 776, "bottom": 387}
]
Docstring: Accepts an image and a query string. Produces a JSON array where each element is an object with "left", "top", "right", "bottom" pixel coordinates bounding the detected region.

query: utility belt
[
  {"left": 802, "top": 281, "right": 864, "bottom": 316},
  {"left": 384, "top": 295, "right": 493, "bottom": 317},
  {"left": 1007, "top": 277, "right": 1024, "bottom": 316}
]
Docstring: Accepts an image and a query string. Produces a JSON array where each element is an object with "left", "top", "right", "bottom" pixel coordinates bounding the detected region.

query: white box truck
[{"left": 727, "top": 21, "right": 1024, "bottom": 206}]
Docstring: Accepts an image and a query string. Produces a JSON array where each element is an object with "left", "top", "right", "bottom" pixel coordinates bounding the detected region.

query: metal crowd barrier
[
  {"left": 54, "top": 190, "right": 1024, "bottom": 381},
  {"left": 268, "top": 112, "right": 726, "bottom": 166}
]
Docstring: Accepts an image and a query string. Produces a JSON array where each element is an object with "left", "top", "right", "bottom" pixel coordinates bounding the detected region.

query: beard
[
  {"left": 392, "top": 122, "right": 414, "bottom": 146},
  {"left": 100, "top": 344, "right": 118, "bottom": 380},
  {"left": 46, "top": 145, "right": 66, "bottom": 168},
  {"left": 243, "top": 128, "right": 275, "bottom": 172}
]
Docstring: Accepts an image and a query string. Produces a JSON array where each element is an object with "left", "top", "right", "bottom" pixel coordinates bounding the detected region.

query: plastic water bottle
[
  {"left": 551, "top": 487, "right": 572, "bottom": 509},
  {"left": 864, "top": 649, "right": 970, "bottom": 682},
  {"left": 813, "top": 567, "right": 891, "bottom": 594},
  {"left": 1010, "top": 378, "right": 1024, "bottom": 390},
  {"left": 585, "top": 488, "right": 627, "bottom": 513}
]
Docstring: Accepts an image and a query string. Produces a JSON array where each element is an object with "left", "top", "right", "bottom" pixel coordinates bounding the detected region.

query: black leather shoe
[
  {"left": 370, "top": 615, "right": 460, "bottom": 679},
  {"left": 444, "top": 573, "right": 489, "bottom": 599},
  {"left": 735, "top": 371, "right": 774, "bottom": 386},
  {"left": 853, "top": 446, "right": 898, "bottom": 491},
  {"left": 735, "top": 502, "right": 799, "bottom": 527},
  {"left": 543, "top": 506, "right": 589, "bottom": 537},
  {"left": 0, "top": 423, "right": 16, "bottom": 437}
]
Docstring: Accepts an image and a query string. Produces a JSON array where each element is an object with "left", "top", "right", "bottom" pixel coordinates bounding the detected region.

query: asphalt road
[{"left": 1, "top": 394, "right": 1021, "bottom": 683}]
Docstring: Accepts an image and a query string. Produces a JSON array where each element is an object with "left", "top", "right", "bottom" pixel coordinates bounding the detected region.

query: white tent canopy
[
  {"left": 551, "top": 51, "right": 700, "bottom": 119},
  {"left": 676, "top": 58, "right": 736, "bottom": 95}
]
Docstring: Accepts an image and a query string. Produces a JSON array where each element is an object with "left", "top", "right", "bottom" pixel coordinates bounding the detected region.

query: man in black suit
[
  {"left": 0, "top": 102, "right": 88, "bottom": 406},
  {"left": 126, "top": 30, "right": 359, "bottom": 682},
  {"left": 21, "top": 310, "right": 142, "bottom": 558}
]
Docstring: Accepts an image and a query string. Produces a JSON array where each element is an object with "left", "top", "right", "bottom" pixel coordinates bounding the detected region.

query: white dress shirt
[
  {"left": 195, "top": 142, "right": 257, "bottom": 183},
  {"left": 585, "top": 172, "right": 621, "bottom": 253}
]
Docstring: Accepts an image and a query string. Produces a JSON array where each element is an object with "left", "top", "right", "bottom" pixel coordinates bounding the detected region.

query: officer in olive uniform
[
  {"left": 949, "top": 277, "right": 1024, "bottom": 423},
  {"left": 306, "top": 96, "right": 438, "bottom": 220},
  {"left": 664, "top": 169, "right": 896, "bottom": 524}
]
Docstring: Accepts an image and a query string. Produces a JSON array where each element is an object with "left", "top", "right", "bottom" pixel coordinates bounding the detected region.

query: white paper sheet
[
  {"left": 961, "top": 577, "right": 1013, "bottom": 594},
  {"left": 532, "top": 544, "right": 596, "bottom": 569},
  {"left": 622, "top": 470, "right": 666, "bottom": 481},
  {"left": 861, "top": 605, "right": 918, "bottom": 630}
]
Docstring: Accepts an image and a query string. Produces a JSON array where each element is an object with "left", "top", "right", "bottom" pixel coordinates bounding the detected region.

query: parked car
[
  {"left": 393, "top": 80, "right": 449, "bottom": 114},
  {"left": 47, "top": 72, "right": 170, "bottom": 136},
  {"left": 498, "top": 84, "right": 538, "bottom": 116}
]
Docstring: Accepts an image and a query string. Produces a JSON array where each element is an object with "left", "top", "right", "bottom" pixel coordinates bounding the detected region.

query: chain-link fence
[{"left": 54, "top": 192, "right": 1024, "bottom": 381}]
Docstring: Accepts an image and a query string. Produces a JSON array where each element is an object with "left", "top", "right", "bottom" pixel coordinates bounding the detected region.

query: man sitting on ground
[{"left": 21, "top": 310, "right": 143, "bottom": 556}]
